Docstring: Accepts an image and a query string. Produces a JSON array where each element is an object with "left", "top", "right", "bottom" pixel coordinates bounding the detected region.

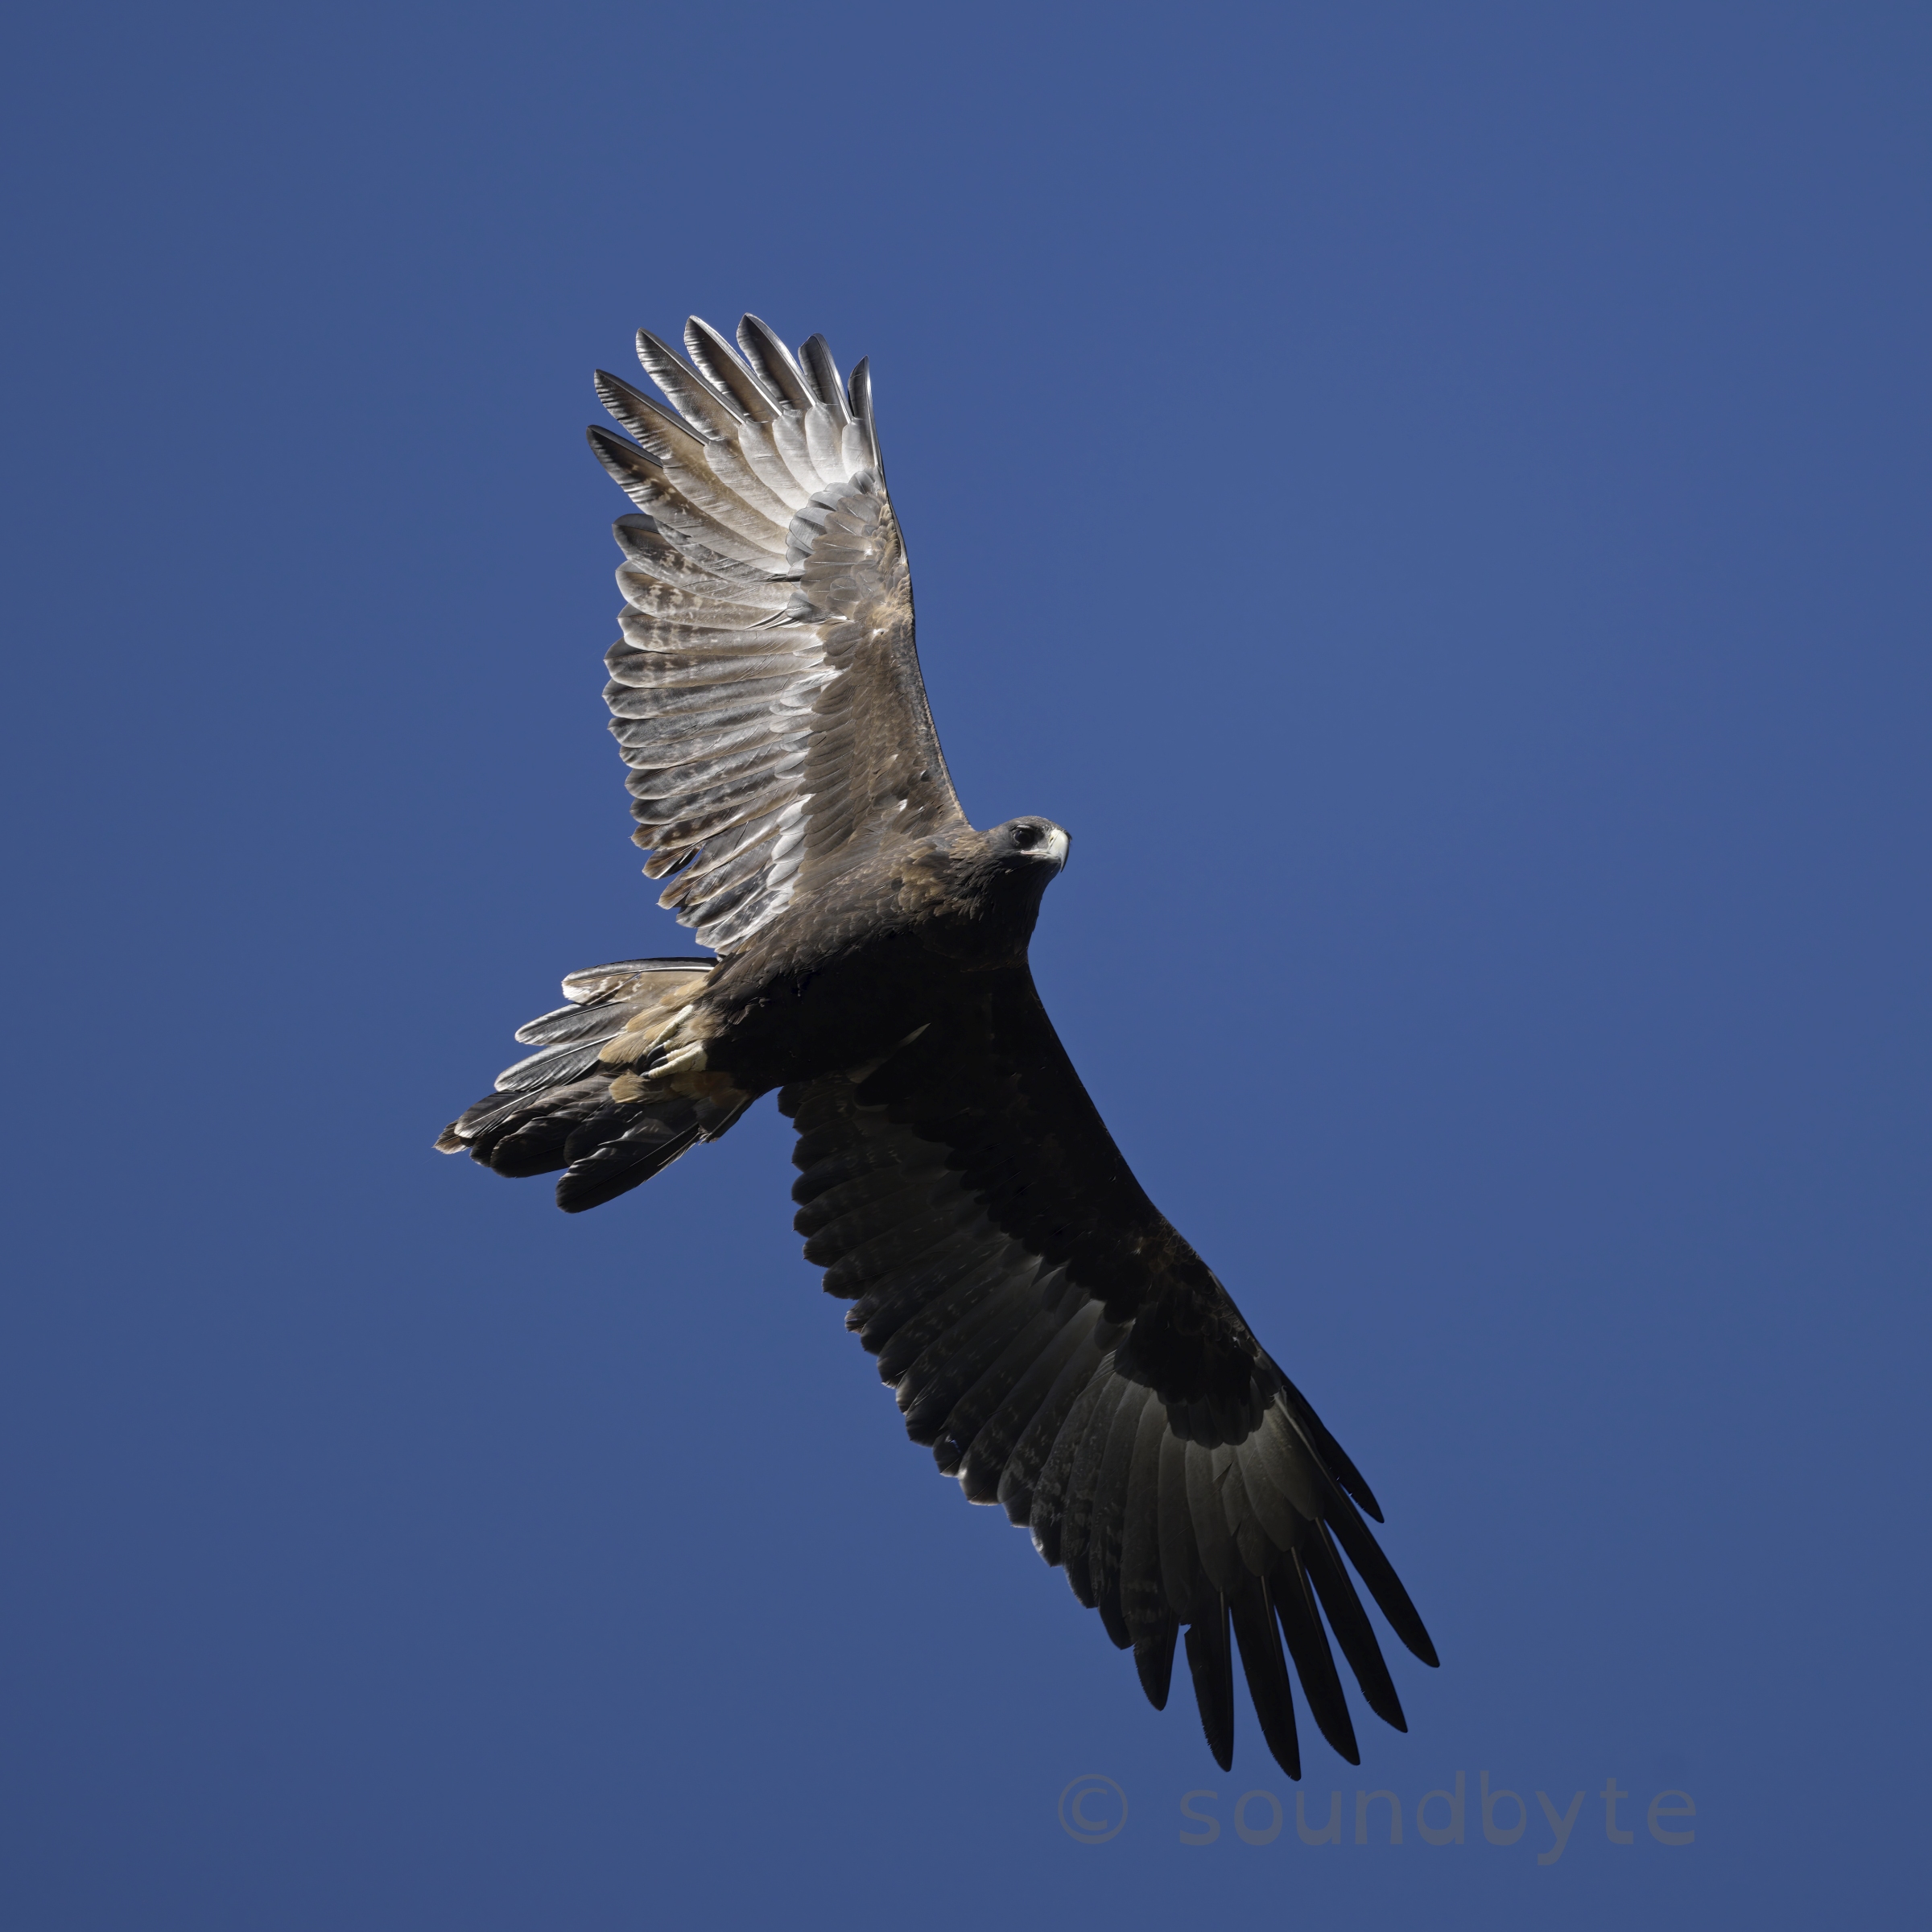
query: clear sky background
[{"left": 3, "top": 5, "right": 1926, "bottom": 1928}]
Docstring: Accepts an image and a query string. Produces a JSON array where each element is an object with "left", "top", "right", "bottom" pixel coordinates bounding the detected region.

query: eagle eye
[{"left": 1012, "top": 823, "right": 1043, "bottom": 850}]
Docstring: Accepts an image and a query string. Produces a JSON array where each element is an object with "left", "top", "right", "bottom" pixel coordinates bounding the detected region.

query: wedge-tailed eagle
[{"left": 438, "top": 315, "right": 1437, "bottom": 1775}]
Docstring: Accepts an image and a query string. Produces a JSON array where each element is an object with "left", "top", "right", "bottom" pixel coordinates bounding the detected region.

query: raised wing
[
  {"left": 588, "top": 316, "right": 966, "bottom": 954},
  {"left": 779, "top": 975, "right": 1438, "bottom": 1774}
]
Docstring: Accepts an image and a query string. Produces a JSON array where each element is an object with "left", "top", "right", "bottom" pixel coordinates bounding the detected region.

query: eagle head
[
  {"left": 991, "top": 816, "right": 1071, "bottom": 876},
  {"left": 921, "top": 818, "right": 1071, "bottom": 962}
]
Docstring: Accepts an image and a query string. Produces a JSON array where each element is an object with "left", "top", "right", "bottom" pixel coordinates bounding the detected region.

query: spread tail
[{"left": 436, "top": 958, "right": 743, "bottom": 1212}]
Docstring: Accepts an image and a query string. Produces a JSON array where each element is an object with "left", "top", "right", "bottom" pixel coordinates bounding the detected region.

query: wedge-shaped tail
[{"left": 436, "top": 958, "right": 735, "bottom": 1211}]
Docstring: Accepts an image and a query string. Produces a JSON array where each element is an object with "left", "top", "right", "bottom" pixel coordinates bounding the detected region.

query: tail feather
[
  {"left": 556, "top": 1108, "right": 705, "bottom": 1212},
  {"left": 437, "top": 958, "right": 724, "bottom": 1209},
  {"left": 453, "top": 1078, "right": 613, "bottom": 1177}
]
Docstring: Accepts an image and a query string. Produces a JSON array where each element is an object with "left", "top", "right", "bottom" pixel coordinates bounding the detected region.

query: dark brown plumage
[{"left": 437, "top": 315, "right": 1438, "bottom": 1773}]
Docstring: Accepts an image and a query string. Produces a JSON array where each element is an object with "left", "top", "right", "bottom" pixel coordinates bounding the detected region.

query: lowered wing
[
  {"left": 780, "top": 973, "right": 1437, "bottom": 1775},
  {"left": 589, "top": 316, "right": 966, "bottom": 954}
]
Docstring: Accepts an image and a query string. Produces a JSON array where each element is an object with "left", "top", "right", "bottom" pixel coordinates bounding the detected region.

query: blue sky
[{"left": 3, "top": 5, "right": 1927, "bottom": 1928}]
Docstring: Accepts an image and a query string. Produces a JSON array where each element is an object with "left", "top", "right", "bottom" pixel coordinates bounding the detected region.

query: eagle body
[
  {"left": 439, "top": 315, "right": 1438, "bottom": 1777},
  {"left": 696, "top": 814, "right": 1068, "bottom": 1086}
]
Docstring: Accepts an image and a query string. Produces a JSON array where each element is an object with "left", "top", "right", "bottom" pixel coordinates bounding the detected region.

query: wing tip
[
  {"left": 737, "top": 312, "right": 813, "bottom": 411},
  {"left": 848, "top": 356, "right": 883, "bottom": 473},
  {"left": 1133, "top": 1621, "right": 1177, "bottom": 1710},
  {"left": 1183, "top": 1603, "right": 1236, "bottom": 1773},
  {"left": 799, "top": 332, "right": 854, "bottom": 423}
]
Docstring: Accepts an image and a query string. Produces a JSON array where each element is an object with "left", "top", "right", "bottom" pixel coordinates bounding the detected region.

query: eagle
[{"left": 437, "top": 315, "right": 1438, "bottom": 1776}]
